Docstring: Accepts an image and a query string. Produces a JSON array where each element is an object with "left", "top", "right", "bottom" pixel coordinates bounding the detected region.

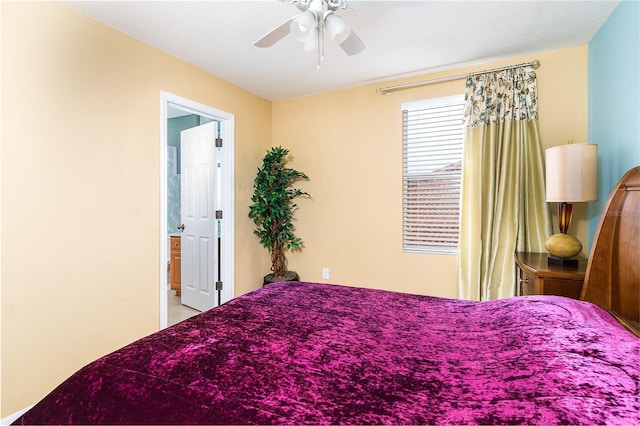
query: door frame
[{"left": 159, "top": 91, "right": 235, "bottom": 329}]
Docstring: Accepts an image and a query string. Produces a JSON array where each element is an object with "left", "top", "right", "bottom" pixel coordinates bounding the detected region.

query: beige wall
[
  {"left": 273, "top": 45, "right": 589, "bottom": 296},
  {"left": 1, "top": 0, "right": 589, "bottom": 416},
  {"left": 1, "top": 2, "right": 270, "bottom": 415}
]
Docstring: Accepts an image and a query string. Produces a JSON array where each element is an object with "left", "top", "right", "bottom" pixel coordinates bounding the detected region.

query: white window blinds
[{"left": 402, "top": 95, "right": 465, "bottom": 253}]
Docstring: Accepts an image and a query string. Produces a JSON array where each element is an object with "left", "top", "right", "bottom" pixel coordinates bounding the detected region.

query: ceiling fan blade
[
  {"left": 254, "top": 17, "right": 295, "bottom": 48},
  {"left": 345, "top": 1, "right": 426, "bottom": 11},
  {"left": 339, "top": 30, "right": 365, "bottom": 55}
]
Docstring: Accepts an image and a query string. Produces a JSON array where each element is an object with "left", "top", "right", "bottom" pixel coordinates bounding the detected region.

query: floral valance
[{"left": 463, "top": 65, "right": 538, "bottom": 128}]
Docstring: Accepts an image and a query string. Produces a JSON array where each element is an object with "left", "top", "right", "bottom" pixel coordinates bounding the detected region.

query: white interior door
[{"left": 180, "top": 121, "right": 219, "bottom": 311}]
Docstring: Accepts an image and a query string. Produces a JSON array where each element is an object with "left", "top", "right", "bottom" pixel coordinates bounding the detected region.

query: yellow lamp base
[{"left": 545, "top": 233, "right": 583, "bottom": 259}]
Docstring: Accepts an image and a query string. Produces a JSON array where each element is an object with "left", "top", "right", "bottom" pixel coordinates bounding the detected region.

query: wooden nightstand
[{"left": 514, "top": 252, "right": 588, "bottom": 300}]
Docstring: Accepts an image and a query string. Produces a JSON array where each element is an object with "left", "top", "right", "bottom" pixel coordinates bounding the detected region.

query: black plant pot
[{"left": 263, "top": 271, "right": 299, "bottom": 286}]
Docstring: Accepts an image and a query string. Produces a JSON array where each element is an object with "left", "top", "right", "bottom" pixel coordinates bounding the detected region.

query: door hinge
[
  {"left": 215, "top": 210, "right": 223, "bottom": 219},
  {"left": 215, "top": 281, "right": 223, "bottom": 291},
  {"left": 215, "top": 138, "right": 223, "bottom": 147}
]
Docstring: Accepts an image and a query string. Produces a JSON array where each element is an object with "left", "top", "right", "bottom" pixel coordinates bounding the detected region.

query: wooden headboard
[{"left": 581, "top": 166, "right": 640, "bottom": 337}]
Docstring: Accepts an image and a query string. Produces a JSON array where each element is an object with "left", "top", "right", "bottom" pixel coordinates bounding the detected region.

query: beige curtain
[{"left": 458, "top": 66, "right": 552, "bottom": 300}]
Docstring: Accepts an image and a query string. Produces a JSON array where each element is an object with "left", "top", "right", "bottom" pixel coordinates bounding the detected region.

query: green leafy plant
[{"left": 249, "top": 146, "right": 310, "bottom": 278}]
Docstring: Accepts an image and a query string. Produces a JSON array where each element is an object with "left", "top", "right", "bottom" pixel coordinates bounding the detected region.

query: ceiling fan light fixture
[
  {"left": 324, "top": 13, "right": 350, "bottom": 44},
  {"left": 255, "top": 0, "right": 366, "bottom": 66},
  {"left": 290, "top": 10, "right": 317, "bottom": 42},
  {"left": 303, "top": 36, "right": 319, "bottom": 53}
]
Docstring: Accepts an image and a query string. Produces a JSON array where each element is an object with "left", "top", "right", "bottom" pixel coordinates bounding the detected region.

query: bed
[{"left": 15, "top": 167, "right": 640, "bottom": 425}]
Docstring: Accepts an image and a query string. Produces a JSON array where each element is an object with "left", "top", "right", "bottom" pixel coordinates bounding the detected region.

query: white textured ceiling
[{"left": 62, "top": 0, "right": 620, "bottom": 101}]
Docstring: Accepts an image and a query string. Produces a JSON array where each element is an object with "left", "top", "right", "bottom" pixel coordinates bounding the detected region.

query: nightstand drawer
[
  {"left": 521, "top": 276, "right": 583, "bottom": 299},
  {"left": 520, "top": 270, "right": 538, "bottom": 296}
]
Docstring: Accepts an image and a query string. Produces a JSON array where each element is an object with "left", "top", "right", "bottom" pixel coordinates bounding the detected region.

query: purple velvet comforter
[{"left": 16, "top": 281, "right": 639, "bottom": 425}]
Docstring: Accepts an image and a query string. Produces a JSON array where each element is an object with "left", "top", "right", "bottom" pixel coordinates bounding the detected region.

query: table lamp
[{"left": 545, "top": 142, "right": 598, "bottom": 267}]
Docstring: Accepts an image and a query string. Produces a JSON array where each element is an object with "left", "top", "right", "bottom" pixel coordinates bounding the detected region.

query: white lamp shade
[
  {"left": 546, "top": 143, "right": 598, "bottom": 202},
  {"left": 290, "top": 11, "right": 317, "bottom": 42},
  {"left": 325, "top": 13, "right": 350, "bottom": 44}
]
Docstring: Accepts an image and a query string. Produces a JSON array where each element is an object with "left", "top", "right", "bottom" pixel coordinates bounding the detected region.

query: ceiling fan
[{"left": 254, "top": 0, "right": 366, "bottom": 68}]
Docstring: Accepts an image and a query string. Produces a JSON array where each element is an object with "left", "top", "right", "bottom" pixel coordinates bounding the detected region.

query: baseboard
[{"left": 1, "top": 405, "right": 33, "bottom": 425}]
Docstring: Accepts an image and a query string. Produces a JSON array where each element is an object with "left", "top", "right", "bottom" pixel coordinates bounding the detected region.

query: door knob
[{"left": 177, "top": 224, "right": 185, "bottom": 232}]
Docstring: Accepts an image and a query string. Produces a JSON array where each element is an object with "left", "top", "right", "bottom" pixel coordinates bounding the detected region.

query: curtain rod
[{"left": 376, "top": 59, "right": 540, "bottom": 95}]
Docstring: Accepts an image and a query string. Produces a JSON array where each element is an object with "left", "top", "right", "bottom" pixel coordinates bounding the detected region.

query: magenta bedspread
[{"left": 16, "top": 281, "right": 639, "bottom": 425}]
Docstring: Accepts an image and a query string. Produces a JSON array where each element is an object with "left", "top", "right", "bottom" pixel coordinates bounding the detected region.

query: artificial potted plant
[{"left": 249, "top": 146, "right": 310, "bottom": 285}]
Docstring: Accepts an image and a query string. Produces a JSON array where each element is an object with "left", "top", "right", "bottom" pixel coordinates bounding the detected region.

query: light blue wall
[
  {"left": 587, "top": 0, "right": 640, "bottom": 248},
  {"left": 167, "top": 115, "right": 198, "bottom": 234}
]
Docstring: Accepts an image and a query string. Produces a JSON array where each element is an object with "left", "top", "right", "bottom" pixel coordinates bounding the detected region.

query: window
[{"left": 402, "top": 95, "right": 465, "bottom": 253}]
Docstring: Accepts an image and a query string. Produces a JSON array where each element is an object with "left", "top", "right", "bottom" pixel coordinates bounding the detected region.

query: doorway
[{"left": 159, "top": 91, "right": 235, "bottom": 329}]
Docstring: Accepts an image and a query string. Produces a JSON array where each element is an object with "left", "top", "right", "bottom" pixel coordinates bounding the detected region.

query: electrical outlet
[{"left": 322, "top": 267, "right": 330, "bottom": 280}]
